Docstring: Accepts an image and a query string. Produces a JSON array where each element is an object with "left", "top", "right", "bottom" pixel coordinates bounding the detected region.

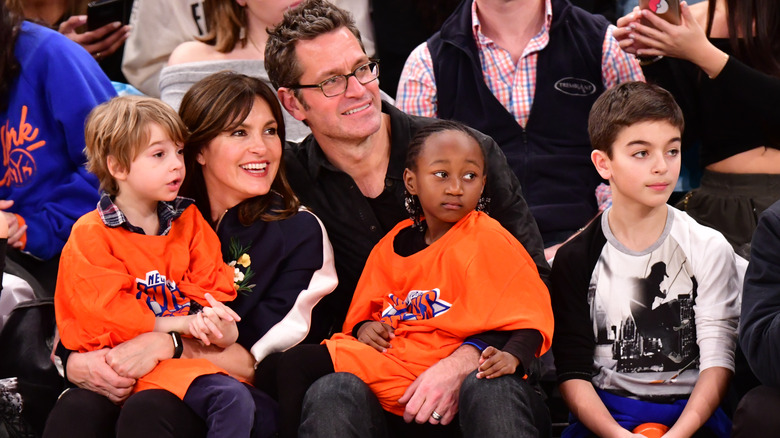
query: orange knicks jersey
[
  {"left": 325, "top": 211, "right": 554, "bottom": 416},
  {"left": 55, "top": 206, "right": 236, "bottom": 398}
]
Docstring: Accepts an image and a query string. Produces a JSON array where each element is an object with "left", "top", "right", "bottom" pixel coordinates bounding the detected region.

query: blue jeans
[
  {"left": 299, "top": 371, "right": 550, "bottom": 438},
  {"left": 459, "top": 370, "right": 550, "bottom": 437}
]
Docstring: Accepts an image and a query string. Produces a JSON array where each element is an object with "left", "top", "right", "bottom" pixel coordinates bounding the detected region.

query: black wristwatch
[{"left": 169, "top": 331, "right": 183, "bottom": 359}]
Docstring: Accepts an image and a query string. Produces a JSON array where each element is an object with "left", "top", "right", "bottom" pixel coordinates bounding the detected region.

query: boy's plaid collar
[{"left": 97, "top": 192, "right": 195, "bottom": 236}]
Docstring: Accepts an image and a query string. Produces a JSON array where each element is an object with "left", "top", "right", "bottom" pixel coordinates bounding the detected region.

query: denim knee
[
  {"left": 300, "top": 373, "right": 387, "bottom": 438},
  {"left": 460, "top": 370, "right": 551, "bottom": 438},
  {"left": 303, "top": 372, "right": 374, "bottom": 410}
]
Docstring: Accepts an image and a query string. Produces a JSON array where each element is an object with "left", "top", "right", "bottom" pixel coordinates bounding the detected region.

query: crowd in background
[{"left": 1, "top": 0, "right": 779, "bottom": 436}]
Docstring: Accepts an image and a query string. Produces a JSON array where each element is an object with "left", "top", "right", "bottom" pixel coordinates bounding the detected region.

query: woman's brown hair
[
  {"left": 707, "top": 0, "right": 780, "bottom": 77},
  {"left": 178, "top": 71, "right": 300, "bottom": 226},
  {"left": 198, "top": 0, "right": 246, "bottom": 53}
]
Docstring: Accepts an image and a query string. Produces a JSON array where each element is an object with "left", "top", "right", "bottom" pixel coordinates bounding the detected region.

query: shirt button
[{"left": 370, "top": 225, "right": 377, "bottom": 232}]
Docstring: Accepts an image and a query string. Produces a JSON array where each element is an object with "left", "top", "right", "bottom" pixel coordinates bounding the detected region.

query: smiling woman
[
  {"left": 180, "top": 72, "right": 292, "bottom": 226},
  {"left": 179, "top": 71, "right": 337, "bottom": 363}
]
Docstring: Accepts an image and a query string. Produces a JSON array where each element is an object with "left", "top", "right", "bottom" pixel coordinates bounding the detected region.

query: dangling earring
[
  {"left": 404, "top": 191, "right": 423, "bottom": 231},
  {"left": 476, "top": 196, "right": 490, "bottom": 213}
]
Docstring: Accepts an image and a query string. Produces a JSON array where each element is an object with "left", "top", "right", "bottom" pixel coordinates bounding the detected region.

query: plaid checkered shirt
[
  {"left": 97, "top": 192, "right": 195, "bottom": 236},
  {"left": 396, "top": 0, "right": 644, "bottom": 128}
]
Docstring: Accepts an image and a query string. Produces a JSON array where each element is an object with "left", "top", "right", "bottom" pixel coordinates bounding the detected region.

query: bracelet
[
  {"left": 638, "top": 55, "right": 664, "bottom": 67},
  {"left": 169, "top": 331, "right": 183, "bottom": 359}
]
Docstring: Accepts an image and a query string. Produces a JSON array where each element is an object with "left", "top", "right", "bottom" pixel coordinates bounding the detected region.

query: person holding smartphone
[
  {"left": 614, "top": 0, "right": 780, "bottom": 260},
  {"left": 7, "top": 0, "right": 131, "bottom": 80},
  {"left": 617, "top": 0, "right": 704, "bottom": 18}
]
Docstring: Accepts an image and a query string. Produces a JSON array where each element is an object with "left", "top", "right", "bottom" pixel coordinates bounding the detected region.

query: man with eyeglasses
[{"left": 265, "top": 1, "right": 551, "bottom": 437}]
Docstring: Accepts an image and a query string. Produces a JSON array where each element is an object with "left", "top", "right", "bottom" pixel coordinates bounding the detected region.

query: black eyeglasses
[{"left": 290, "top": 61, "right": 379, "bottom": 97}]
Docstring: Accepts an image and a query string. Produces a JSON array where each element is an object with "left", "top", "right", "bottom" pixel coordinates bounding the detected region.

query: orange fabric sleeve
[
  {"left": 177, "top": 208, "right": 236, "bottom": 306},
  {"left": 55, "top": 216, "right": 156, "bottom": 351},
  {"left": 461, "top": 227, "right": 554, "bottom": 356},
  {"left": 326, "top": 213, "right": 554, "bottom": 415},
  {"left": 340, "top": 241, "right": 399, "bottom": 333}
]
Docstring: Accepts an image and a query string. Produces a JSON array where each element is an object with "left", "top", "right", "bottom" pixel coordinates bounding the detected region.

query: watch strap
[{"left": 169, "top": 331, "right": 183, "bottom": 359}]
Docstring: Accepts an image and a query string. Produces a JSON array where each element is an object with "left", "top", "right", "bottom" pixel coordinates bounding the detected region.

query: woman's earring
[
  {"left": 476, "top": 196, "right": 490, "bottom": 213},
  {"left": 404, "top": 191, "right": 423, "bottom": 231}
]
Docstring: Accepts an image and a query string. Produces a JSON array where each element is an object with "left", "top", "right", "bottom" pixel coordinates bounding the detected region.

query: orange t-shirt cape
[
  {"left": 55, "top": 206, "right": 236, "bottom": 399},
  {"left": 324, "top": 211, "right": 554, "bottom": 416}
]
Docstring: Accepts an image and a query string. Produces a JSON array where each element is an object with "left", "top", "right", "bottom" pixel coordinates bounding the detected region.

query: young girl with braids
[{"left": 257, "top": 119, "right": 554, "bottom": 437}]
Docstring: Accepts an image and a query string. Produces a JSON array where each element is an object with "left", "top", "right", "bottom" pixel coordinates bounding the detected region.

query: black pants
[
  {"left": 732, "top": 385, "right": 780, "bottom": 437},
  {"left": 7, "top": 249, "right": 59, "bottom": 298},
  {"left": 42, "top": 388, "right": 206, "bottom": 438},
  {"left": 679, "top": 170, "right": 780, "bottom": 259},
  {"left": 255, "top": 344, "right": 334, "bottom": 438}
]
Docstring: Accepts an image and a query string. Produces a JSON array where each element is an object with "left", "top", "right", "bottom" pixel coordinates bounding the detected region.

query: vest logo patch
[
  {"left": 380, "top": 288, "right": 452, "bottom": 327},
  {"left": 136, "top": 270, "right": 190, "bottom": 317},
  {"left": 554, "top": 77, "right": 597, "bottom": 96}
]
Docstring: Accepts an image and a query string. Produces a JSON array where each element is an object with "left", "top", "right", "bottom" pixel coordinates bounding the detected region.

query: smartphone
[
  {"left": 86, "top": 0, "right": 127, "bottom": 31},
  {"left": 639, "top": 0, "right": 681, "bottom": 26}
]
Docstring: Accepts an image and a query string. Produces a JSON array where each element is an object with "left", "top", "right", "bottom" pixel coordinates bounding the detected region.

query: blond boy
[{"left": 55, "top": 96, "right": 257, "bottom": 436}]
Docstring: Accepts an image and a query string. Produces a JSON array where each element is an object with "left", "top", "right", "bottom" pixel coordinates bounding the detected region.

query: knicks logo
[
  {"left": 1, "top": 106, "right": 45, "bottom": 187},
  {"left": 136, "top": 270, "right": 190, "bottom": 317},
  {"left": 649, "top": 0, "right": 669, "bottom": 14},
  {"left": 380, "top": 288, "right": 452, "bottom": 327}
]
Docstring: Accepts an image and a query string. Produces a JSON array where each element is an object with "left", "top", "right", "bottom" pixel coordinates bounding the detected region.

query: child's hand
[
  {"left": 356, "top": 321, "right": 395, "bottom": 352},
  {"left": 188, "top": 293, "right": 241, "bottom": 347},
  {"left": 476, "top": 346, "right": 520, "bottom": 379}
]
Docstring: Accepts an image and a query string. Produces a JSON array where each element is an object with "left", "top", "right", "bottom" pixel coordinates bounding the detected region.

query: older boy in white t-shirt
[{"left": 551, "top": 82, "right": 739, "bottom": 438}]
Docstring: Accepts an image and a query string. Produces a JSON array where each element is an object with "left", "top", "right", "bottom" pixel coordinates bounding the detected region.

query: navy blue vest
[{"left": 428, "top": 0, "right": 608, "bottom": 242}]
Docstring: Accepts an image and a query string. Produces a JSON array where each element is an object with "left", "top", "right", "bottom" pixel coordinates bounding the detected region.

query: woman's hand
[
  {"left": 613, "top": 7, "right": 643, "bottom": 55},
  {"left": 188, "top": 293, "right": 241, "bottom": 347},
  {"left": 356, "top": 321, "right": 395, "bottom": 352},
  {"left": 105, "top": 332, "right": 174, "bottom": 379},
  {"left": 615, "top": 2, "right": 729, "bottom": 77},
  {"left": 628, "top": 2, "right": 708, "bottom": 59},
  {"left": 66, "top": 349, "right": 136, "bottom": 404},
  {"left": 58, "top": 15, "right": 130, "bottom": 61},
  {"left": 181, "top": 339, "right": 256, "bottom": 383}
]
